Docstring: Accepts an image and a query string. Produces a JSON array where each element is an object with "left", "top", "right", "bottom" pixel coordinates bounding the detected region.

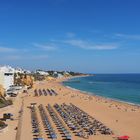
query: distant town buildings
[
  {"left": 36, "top": 70, "right": 49, "bottom": 76},
  {"left": 14, "top": 67, "right": 24, "bottom": 74},
  {"left": 0, "top": 66, "right": 31, "bottom": 91},
  {"left": 53, "top": 71, "right": 63, "bottom": 78},
  {"left": 0, "top": 65, "right": 84, "bottom": 91},
  {"left": 14, "top": 67, "right": 31, "bottom": 74}
]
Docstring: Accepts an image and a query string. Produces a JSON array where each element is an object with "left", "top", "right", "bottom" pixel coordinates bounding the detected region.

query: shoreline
[
  {"left": 62, "top": 76, "right": 140, "bottom": 108},
  {"left": 1, "top": 76, "right": 140, "bottom": 140},
  {"left": 64, "top": 85, "right": 140, "bottom": 108},
  {"left": 50, "top": 77, "right": 140, "bottom": 139}
]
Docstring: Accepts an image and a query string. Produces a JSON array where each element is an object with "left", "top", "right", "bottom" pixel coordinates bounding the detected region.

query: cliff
[
  {"left": 14, "top": 74, "right": 34, "bottom": 87},
  {"left": 0, "top": 85, "right": 7, "bottom": 108}
]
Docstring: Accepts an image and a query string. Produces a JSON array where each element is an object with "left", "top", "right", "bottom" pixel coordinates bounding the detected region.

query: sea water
[{"left": 63, "top": 74, "right": 140, "bottom": 105}]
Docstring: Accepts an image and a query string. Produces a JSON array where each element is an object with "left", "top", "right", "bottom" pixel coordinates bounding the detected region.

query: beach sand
[
  {"left": 0, "top": 90, "right": 25, "bottom": 140},
  {"left": 0, "top": 77, "right": 140, "bottom": 140}
]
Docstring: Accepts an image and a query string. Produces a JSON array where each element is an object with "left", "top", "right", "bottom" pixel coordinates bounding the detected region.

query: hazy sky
[{"left": 0, "top": 0, "right": 140, "bottom": 73}]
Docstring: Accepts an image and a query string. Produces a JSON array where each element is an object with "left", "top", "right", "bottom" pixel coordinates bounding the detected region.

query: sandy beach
[
  {"left": 1, "top": 0, "right": 140, "bottom": 140},
  {"left": 0, "top": 76, "right": 140, "bottom": 140}
]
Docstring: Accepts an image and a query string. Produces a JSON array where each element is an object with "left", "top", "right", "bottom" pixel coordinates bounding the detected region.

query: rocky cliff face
[
  {"left": 0, "top": 85, "right": 5, "bottom": 97},
  {"left": 14, "top": 74, "right": 34, "bottom": 87},
  {"left": 21, "top": 75, "right": 34, "bottom": 87},
  {"left": 0, "top": 85, "right": 7, "bottom": 107},
  {"left": 0, "top": 85, "right": 13, "bottom": 108}
]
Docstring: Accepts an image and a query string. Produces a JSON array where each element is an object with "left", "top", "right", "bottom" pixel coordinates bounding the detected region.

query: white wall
[{"left": 3, "top": 73, "right": 14, "bottom": 90}]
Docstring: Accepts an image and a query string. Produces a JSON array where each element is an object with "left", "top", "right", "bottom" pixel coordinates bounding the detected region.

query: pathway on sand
[{"left": 0, "top": 91, "right": 25, "bottom": 140}]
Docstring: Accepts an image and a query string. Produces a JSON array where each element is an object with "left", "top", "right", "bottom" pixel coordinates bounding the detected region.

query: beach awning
[{"left": 118, "top": 135, "right": 130, "bottom": 140}]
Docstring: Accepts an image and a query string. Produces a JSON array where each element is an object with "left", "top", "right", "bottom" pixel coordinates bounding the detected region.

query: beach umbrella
[{"left": 118, "top": 135, "right": 130, "bottom": 140}]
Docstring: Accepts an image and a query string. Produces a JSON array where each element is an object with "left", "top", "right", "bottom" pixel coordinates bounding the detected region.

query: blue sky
[{"left": 0, "top": 0, "right": 140, "bottom": 73}]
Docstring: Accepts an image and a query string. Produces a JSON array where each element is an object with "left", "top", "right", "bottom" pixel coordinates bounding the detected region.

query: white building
[
  {"left": 36, "top": 70, "right": 49, "bottom": 76},
  {"left": 14, "top": 67, "right": 31, "bottom": 74},
  {"left": 0, "top": 66, "right": 14, "bottom": 90},
  {"left": 14, "top": 67, "right": 24, "bottom": 74},
  {"left": 53, "top": 72, "right": 63, "bottom": 78}
]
